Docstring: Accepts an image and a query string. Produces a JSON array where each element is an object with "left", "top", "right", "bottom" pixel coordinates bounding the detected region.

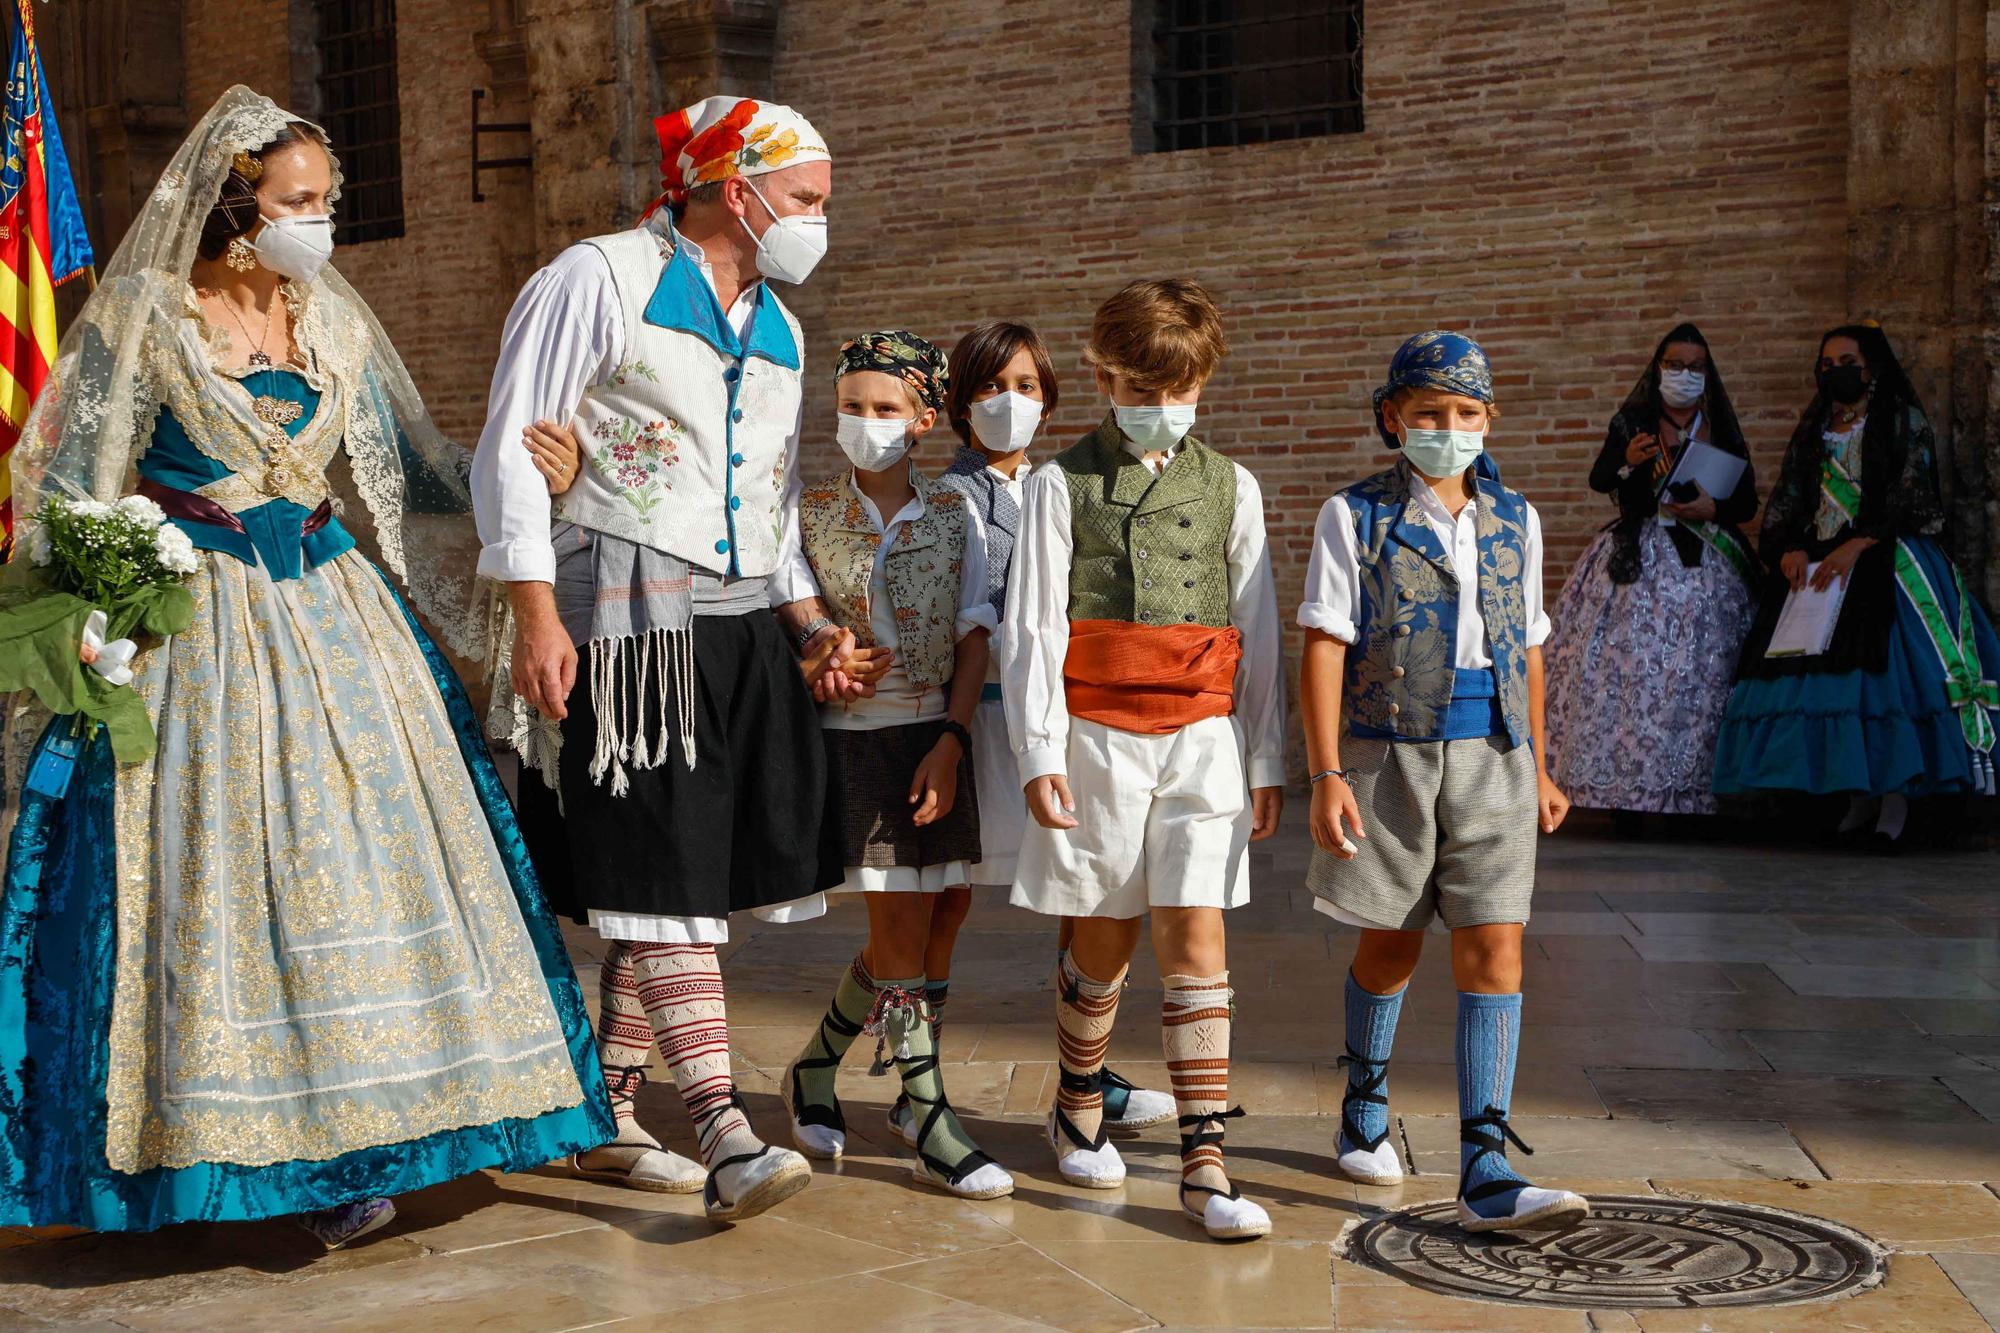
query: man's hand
[
  {"left": 1538, "top": 771, "right": 1571, "bottom": 834},
  {"left": 801, "top": 625, "right": 895, "bottom": 702},
  {"left": 508, "top": 583, "right": 576, "bottom": 721},
  {"left": 1309, "top": 776, "right": 1364, "bottom": 858},
  {"left": 1250, "top": 785, "right": 1283, "bottom": 842},
  {"left": 799, "top": 624, "right": 852, "bottom": 689},
  {"left": 909, "top": 735, "right": 961, "bottom": 827},
  {"left": 1025, "top": 773, "right": 1079, "bottom": 830}
]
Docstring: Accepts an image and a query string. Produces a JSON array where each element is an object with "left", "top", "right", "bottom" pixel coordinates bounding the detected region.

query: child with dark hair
[
  {"left": 1714, "top": 322, "right": 1999, "bottom": 843},
  {"left": 1300, "top": 331, "right": 1587, "bottom": 1234},
  {"left": 869, "top": 322, "right": 1177, "bottom": 1151},
  {"left": 1003, "top": 280, "right": 1286, "bottom": 1241},
  {"left": 1543, "top": 322, "right": 1761, "bottom": 827}
]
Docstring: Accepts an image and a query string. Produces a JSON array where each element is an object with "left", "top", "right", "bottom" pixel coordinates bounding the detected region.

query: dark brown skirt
[{"left": 822, "top": 719, "right": 981, "bottom": 874}]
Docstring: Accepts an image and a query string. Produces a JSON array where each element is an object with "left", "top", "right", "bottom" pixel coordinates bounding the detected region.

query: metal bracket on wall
[{"left": 470, "top": 87, "right": 531, "bottom": 203}]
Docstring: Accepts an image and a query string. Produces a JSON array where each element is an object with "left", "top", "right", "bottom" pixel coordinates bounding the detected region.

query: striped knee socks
[
  {"left": 627, "top": 942, "right": 760, "bottom": 1168},
  {"left": 1163, "top": 972, "right": 1240, "bottom": 1202}
]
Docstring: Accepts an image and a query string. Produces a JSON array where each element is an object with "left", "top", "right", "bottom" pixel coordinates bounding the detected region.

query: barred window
[
  {"left": 312, "top": 0, "right": 403, "bottom": 243},
  {"left": 1140, "top": 0, "right": 1363, "bottom": 153}
]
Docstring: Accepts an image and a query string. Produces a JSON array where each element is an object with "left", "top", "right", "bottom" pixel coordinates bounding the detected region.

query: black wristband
[{"left": 939, "top": 720, "right": 972, "bottom": 754}]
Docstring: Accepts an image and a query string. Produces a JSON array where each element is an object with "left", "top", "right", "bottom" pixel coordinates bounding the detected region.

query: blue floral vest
[{"left": 1338, "top": 455, "right": 1532, "bottom": 748}]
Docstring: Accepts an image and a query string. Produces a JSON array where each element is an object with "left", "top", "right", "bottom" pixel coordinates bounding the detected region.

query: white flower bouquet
[{"left": 0, "top": 493, "right": 200, "bottom": 765}]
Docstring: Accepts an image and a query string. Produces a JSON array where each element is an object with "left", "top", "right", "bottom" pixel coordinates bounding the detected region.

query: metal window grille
[
  {"left": 313, "top": 0, "right": 403, "bottom": 243},
  {"left": 1146, "top": 0, "right": 1363, "bottom": 153}
]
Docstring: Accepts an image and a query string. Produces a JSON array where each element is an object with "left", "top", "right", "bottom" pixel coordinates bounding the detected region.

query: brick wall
[
  {"left": 770, "top": 0, "right": 1853, "bottom": 616},
  {"left": 178, "top": 0, "right": 536, "bottom": 449},
  {"left": 169, "top": 0, "right": 1859, "bottom": 616}
]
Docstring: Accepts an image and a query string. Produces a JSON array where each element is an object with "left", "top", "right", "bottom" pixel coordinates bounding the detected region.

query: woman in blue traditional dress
[
  {"left": 0, "top": 88, "right": 611, "bottom": 1247},
  {"left": 1713, "top": 324, "right": 2000, "bottom": 847}
]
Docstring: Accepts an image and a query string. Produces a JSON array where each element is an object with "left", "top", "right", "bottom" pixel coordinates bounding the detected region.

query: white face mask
[
  {"left": 836, "top": 413, "right": 912, "bottom": 472},
  {"left": 740, "top": 180, "right": 828, "bottom": 285},
  {"left": 251, "top": 213, "right": 335, "bottom": 282},
  {"left": 1398, "top": 427, "right": 1486, "bottom": 479},
  {"left": 1113, "top": 402, "right": 1196, "bottom": 454},
  {"left": 968, "top": 391, "right": 1042, "bottom": 454},
  {"left": 1659, "top": 368, "right": 1706, "bottom": 409}
]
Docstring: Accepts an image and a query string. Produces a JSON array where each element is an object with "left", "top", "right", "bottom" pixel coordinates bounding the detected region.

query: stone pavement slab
[{"left": 2, "top": 822, "right": 1994, "bottom": 1330}]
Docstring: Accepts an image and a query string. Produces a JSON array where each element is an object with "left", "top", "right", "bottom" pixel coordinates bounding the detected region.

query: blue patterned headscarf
[{"left": 1372, "top": 330, "right": 1494, "bottom": 446}]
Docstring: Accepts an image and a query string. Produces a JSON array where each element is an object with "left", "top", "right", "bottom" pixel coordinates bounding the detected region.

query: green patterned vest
[{"left": 1054, "top": 416, "right": 1235, "bottom": 627}]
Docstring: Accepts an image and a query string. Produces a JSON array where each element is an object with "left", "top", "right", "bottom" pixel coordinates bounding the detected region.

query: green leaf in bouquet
[{"left": 0, "top": 590, "right": 163, "bottom": 764}]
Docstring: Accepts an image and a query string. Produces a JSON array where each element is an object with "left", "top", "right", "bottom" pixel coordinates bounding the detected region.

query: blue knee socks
[
  {"left": 1339, "top": 971, "right": 1403, "bottom": 1154},
  {"left": 1456, "top": 990, "right": 1531, "bottom": 1218}
]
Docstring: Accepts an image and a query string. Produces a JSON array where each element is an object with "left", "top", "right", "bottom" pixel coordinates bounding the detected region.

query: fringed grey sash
[{"left": 552, "top": 521, "right": 697, "bottom": 793}]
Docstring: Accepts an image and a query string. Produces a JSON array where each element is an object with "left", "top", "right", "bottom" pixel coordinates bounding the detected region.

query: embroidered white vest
[
  {"left": 556, "top": 222, "right": 803, "bottom": 577},
  {"left": 799, "top": 471, "right": 968, "bottom": 692}
]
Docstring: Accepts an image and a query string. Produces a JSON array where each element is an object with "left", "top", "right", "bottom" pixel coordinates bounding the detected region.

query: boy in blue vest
[{"left": 1297, "top": 331, "right": 1585, "bottom": 1233}]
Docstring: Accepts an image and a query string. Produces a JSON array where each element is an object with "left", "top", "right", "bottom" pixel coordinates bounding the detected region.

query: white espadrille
[
  {"left": 1047, "top": 1109, "right": 1126, "bottom": 1188},
  {"left": 1457, "top": 1185, "right": 1590, "bottom": 1233},
  {"left": 1181, "top": 1183, "right": 1271, "bottom": 1241},
  {"left": 912, "top": 1157, "right": 1015, "bottom": 1200},
  {"left": 704, "top": 1144, "right": 812, "bottom": 1223},
  {"left": 781, "top": 1059, "right": 846, "bottom": 1161},
  {"left": 1336, "top": 1139, "right": 1404, "bottom": 1187},
  {"left": 570, "top": 1136, "right": 706, "bottom": 1195}
]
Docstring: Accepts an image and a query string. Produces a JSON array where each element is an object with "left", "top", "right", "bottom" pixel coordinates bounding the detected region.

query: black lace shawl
[
  {"left": 1737, "top": 325, "right": 1944, "bottom": 680},
  {"left": 1587, "top": 323, "right": 1757, "bottom": 584}
]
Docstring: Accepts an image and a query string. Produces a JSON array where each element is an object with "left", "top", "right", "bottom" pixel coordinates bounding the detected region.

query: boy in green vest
[{"left": 999, "top": 279, "right": 1286, "bottom": 1241}]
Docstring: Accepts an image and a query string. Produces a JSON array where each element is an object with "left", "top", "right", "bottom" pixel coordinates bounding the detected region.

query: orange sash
[{"left": 1062, "top": 619, "right": 1242, "bottom": 734}]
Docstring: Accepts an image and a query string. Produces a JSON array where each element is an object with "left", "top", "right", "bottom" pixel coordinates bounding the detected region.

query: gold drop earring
[{"left": 225, "top": 234, "right": 258, "bottom": 272}]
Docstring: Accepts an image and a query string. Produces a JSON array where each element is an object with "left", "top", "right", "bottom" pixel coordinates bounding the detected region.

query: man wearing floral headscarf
[{"left": 471, "top": 95, "right": 853, "bottom": 1224}]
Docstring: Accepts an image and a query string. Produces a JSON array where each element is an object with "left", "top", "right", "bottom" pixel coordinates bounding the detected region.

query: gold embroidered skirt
[{"left": 101, "top": 551, "right": 583, "bottom": 1173}]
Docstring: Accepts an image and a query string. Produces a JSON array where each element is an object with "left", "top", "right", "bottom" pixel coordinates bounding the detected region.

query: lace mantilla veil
[{"left": 7, "top": 85, "right": 487, "bottom": 658}]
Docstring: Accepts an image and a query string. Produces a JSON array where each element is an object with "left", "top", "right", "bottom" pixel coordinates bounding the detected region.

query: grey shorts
[{"left": 1305, "top": 734, "right": 1537, "bottom": 931}]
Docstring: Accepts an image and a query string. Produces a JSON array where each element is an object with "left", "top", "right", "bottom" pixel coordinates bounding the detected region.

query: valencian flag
[{"left": 0, "top": 0, "right": 93, "bottom": 549}]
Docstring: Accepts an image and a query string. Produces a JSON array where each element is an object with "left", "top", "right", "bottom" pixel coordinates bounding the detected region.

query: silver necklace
[{"left": 205, "top": 289, "right": 276, "bottom": 369}]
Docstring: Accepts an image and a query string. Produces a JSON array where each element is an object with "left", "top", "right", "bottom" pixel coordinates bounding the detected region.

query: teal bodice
[{"left": 137, "top": 369, "right": 354, "bottom": 581}]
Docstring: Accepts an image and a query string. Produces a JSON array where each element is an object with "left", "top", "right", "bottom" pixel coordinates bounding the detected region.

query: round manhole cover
[{"left": 1341, "top": 1195, "right": 1885, "bottom": 1310}]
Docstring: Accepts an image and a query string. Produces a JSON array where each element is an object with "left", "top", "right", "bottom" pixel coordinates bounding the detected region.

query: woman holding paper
[
  {"left": 1713, "top": 323, "right": 2000, "bottom": 846},
  {"left": 1545, "top": 324, "right": 1760, "bottom": 826}
]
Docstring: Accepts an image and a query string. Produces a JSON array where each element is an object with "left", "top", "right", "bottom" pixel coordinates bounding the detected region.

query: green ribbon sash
[
  {"left": 1820, "top": 454, "right": 1863, "bottom": 528},
  {"left": 1681, "top": 520, "right": 1757, "bottom": 585},
  {"left": 1819, "top": 455, "right": 1997, "bottom": 788}
]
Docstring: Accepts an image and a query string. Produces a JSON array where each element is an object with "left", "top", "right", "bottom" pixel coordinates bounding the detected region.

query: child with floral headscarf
[
  {"left": 1298, "top": 330, "right": 1585, "bottom": 1235},
  {"left": 774, "top": 329, "right": 1014, "bottom": 1202}
]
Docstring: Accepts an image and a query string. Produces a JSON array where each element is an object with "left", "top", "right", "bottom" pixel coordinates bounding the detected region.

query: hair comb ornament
[{"left": 231, "top": 150, "right": 263, "bottom": 182}]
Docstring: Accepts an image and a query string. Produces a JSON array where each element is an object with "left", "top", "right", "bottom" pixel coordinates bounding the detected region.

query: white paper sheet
[{"left": 1765, "top": 566, "right": 1850, "bottom": 658}]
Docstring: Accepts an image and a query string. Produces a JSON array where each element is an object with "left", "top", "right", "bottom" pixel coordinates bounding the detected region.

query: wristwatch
[
  {"left": 793, "top": 616, "right": 834, "bottom": 653},
  {"left": 939, "top": 720, "right": 972, "bottom": 754}
]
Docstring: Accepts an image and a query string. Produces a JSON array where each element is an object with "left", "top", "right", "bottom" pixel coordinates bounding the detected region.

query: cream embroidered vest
[
  {"left": 556, "top": 219, "right": 803, "bottom": 577},
  {"left": 799, "top": 470, "right": 968, "bottom": 692}
]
